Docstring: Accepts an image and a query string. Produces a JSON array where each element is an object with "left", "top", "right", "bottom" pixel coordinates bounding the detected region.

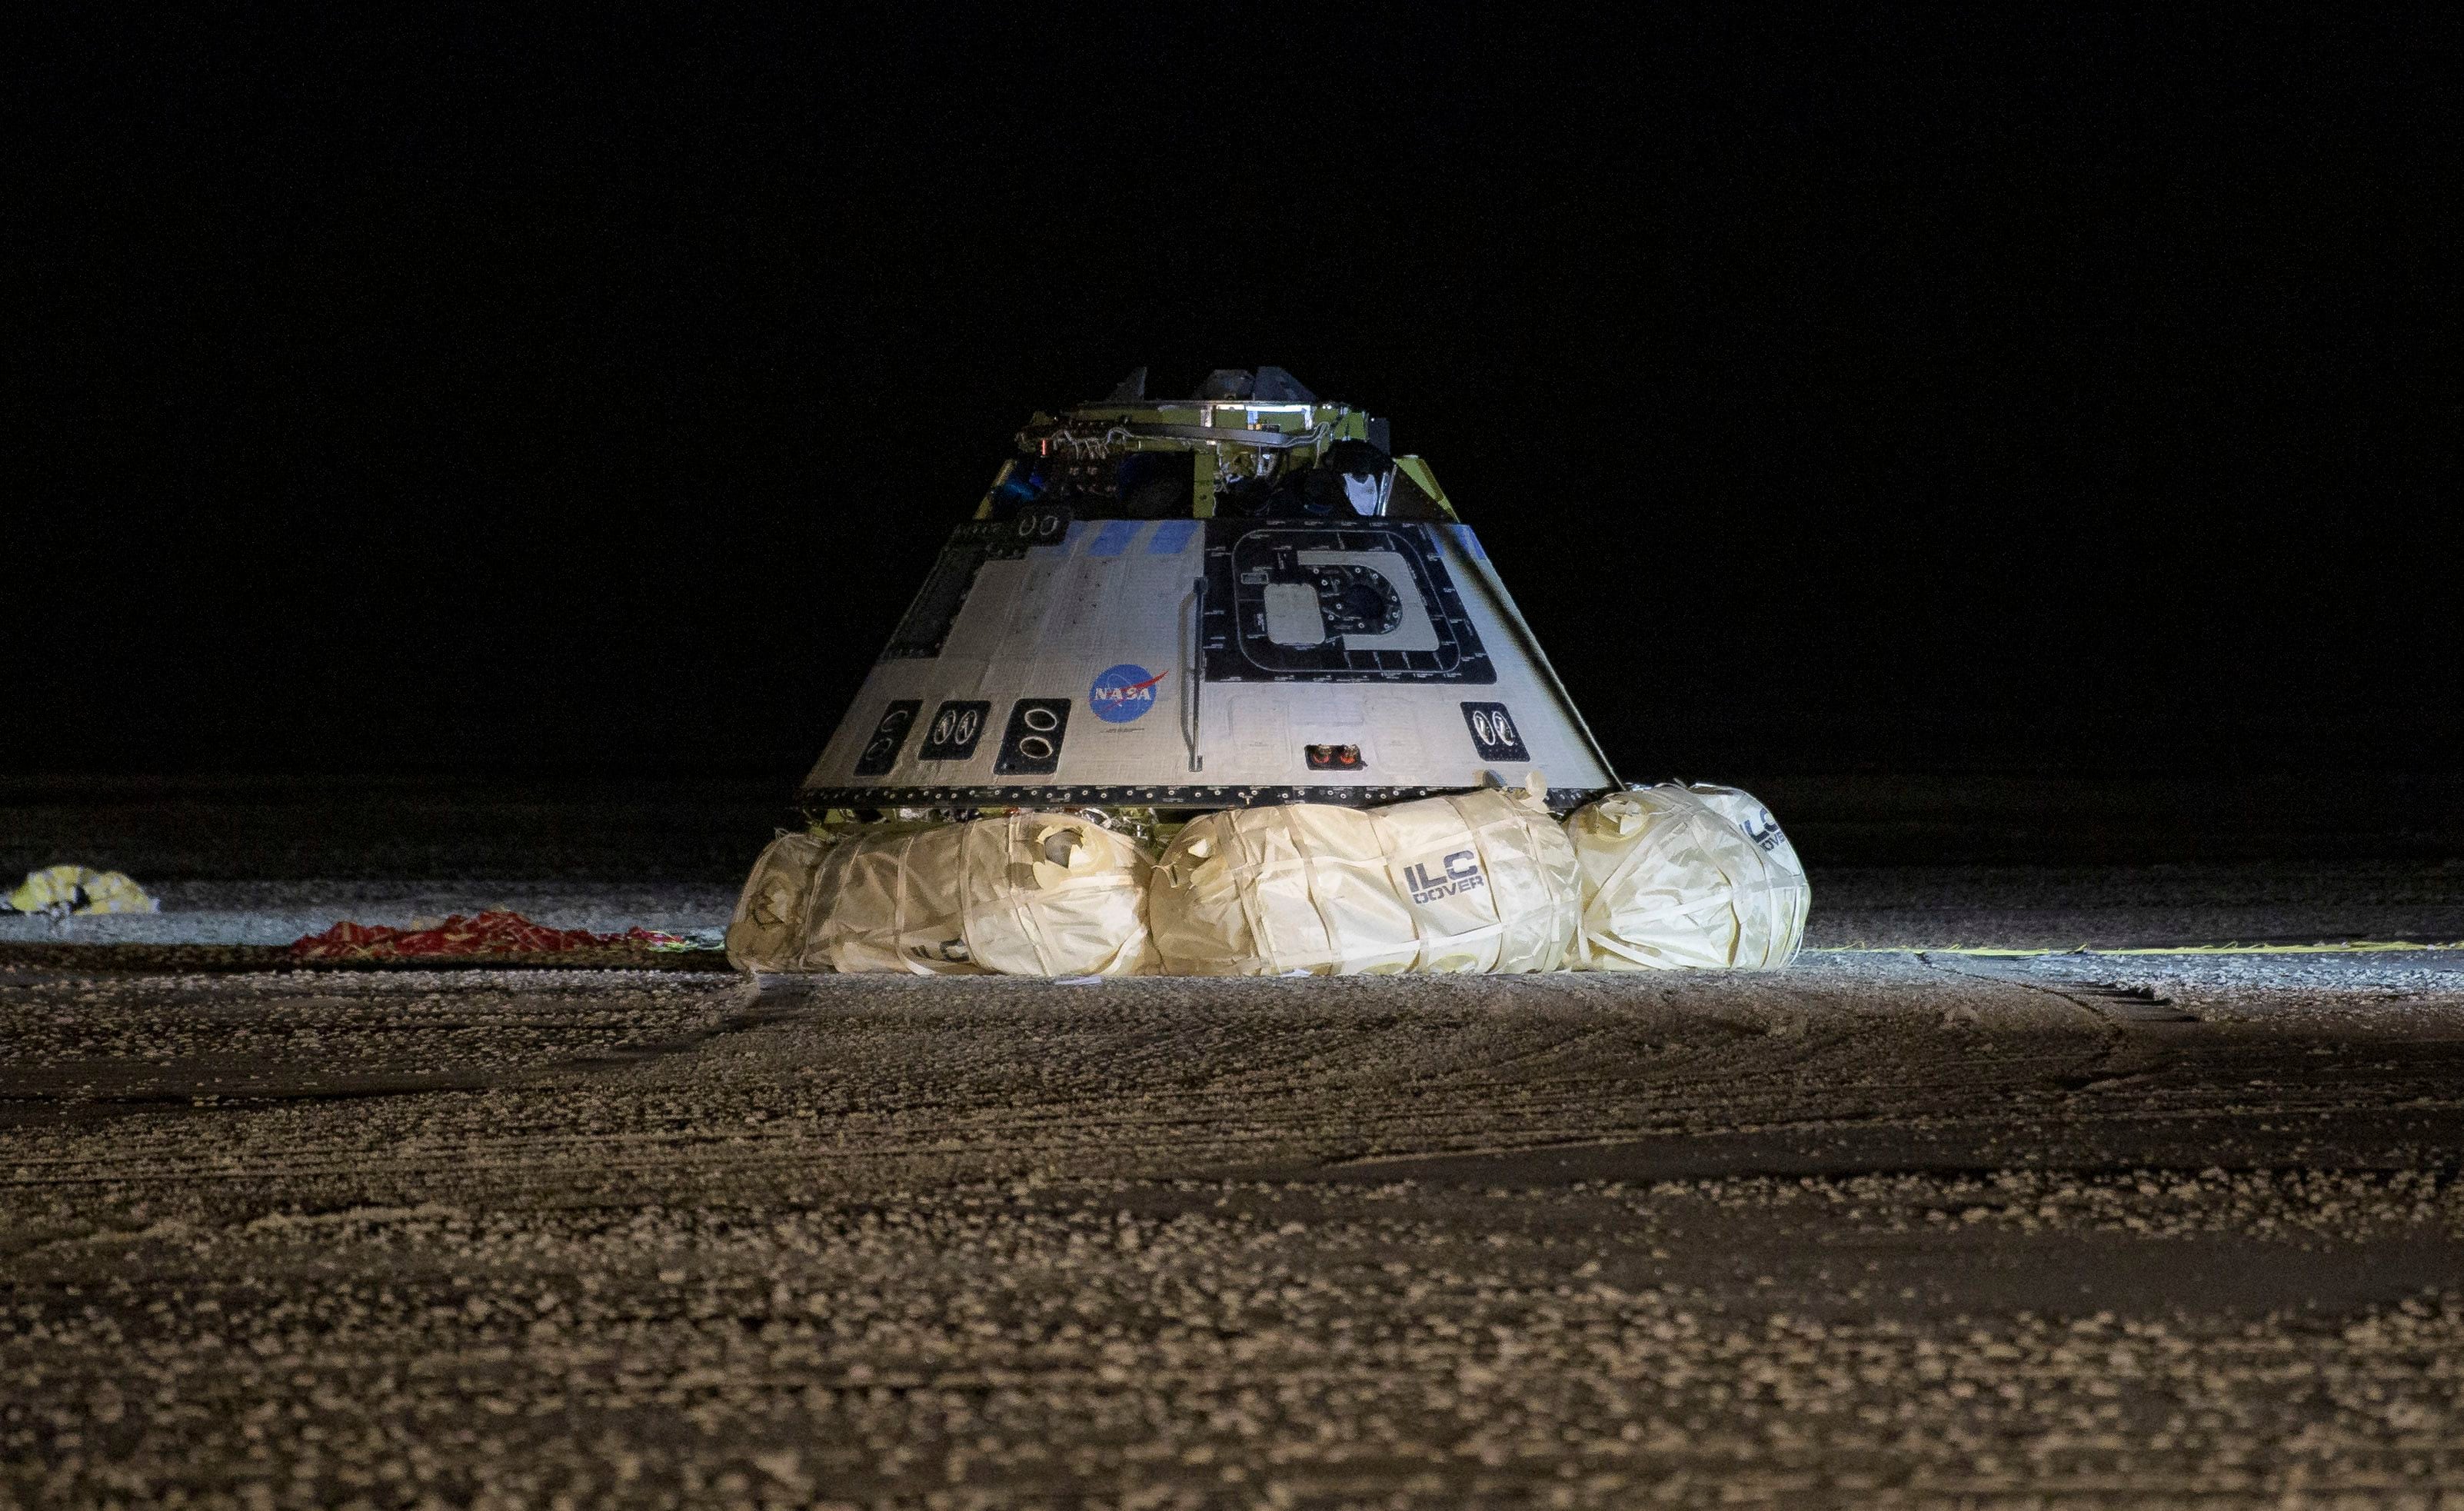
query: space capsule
[{"left": 799, "top": 368, "right": 1617, "bottom": 822}]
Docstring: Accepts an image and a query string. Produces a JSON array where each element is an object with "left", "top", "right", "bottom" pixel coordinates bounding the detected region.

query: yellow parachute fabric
[{"left": 4, "top": 866, "right": 159, "bottom": 916}]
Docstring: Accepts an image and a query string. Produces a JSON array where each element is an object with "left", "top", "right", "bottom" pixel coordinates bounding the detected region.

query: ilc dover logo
[
  {"left": 1403, "top": 849, "right": 1486, "bottom": 904},
  {"left": 1089, "top": 663, "right": 1167, "bottom": 723}
]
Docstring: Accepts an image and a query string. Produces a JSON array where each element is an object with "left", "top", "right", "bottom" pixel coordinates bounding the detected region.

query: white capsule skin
[{"left": 801, "top": 516, "right": 1617, "bottom": 815}]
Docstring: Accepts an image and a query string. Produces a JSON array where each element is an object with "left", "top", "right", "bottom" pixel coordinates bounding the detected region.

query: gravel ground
[
  {"left": 5, "top": 859, "right": 2454, "bottom": 958},
  {"left": 5, "top": 774, "right": 2459, "bottom": 1505},
  {"left": 6, "top": 947, "right": 2464, "bottom": 1507},
  {"left": 8, "top": 772, "right": 2456, "bottom": 954}
]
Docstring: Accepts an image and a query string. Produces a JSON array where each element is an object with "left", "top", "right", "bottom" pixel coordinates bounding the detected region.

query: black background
[{"left": 12, "top": 9, "right": 2456, "bottom": 786}]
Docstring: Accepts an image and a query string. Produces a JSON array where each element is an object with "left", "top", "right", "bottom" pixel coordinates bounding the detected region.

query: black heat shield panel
[{"left": 1198, "top": 520, "right": 1495, "bottom": 684}]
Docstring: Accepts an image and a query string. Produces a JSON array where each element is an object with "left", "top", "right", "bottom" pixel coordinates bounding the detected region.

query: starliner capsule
[{"left": 798, "top": 367, "right": 1619, "bottom": 822}]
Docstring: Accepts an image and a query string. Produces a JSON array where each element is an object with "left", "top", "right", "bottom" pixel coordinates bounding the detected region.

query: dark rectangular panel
[
  {"left": 1199, "top": 520, "right": 1495, "bottom": 684},
  {"left": 993, "top": 699, "right": 1071, "bottom": 776},
  {"left": 918, "top": 701, "right": 992, "bottom": 761},
  {"left": 881, "top": 542, "right": 989, "bottom": 660},
  {"left": 1460, "top": 702, "right": 1530, "bottom": 763},
  {"left": 853, "top": 701, "right": 924, "bottom": 776}
]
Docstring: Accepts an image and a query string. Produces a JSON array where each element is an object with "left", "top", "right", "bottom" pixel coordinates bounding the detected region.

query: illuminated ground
[{"left": 2, "top": 776, "right": 2459, "bottom": 1505}]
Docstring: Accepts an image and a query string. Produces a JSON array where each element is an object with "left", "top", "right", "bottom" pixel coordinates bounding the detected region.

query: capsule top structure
[
  {"left": 800, "top": 368, "right": 1618, "bottom": 820},
  {"left": 993, "top": 365, "right": 1450, "bottom": 524}
]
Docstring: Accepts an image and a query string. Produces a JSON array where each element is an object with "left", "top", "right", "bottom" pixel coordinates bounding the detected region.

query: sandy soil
[{"left": 5, "top": 947, "right": 2463, "bottom": 1507}]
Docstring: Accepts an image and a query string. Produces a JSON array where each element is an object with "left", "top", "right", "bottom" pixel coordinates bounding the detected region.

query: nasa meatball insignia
[{"left": 1089, "top": 663, "right": 1166, "bottom": 724}]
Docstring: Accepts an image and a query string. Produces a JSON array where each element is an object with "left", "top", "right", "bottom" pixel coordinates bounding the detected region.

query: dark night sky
[{"left": 10, "top": 9, "right": 2456, "bottom": 784}]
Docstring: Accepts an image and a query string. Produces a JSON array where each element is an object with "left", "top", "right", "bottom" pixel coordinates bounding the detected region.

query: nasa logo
[{"left": 1089, "top": 663, "right": 1167, "bottom": 724}]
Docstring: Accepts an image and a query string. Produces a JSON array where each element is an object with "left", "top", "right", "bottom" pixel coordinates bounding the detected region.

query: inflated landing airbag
[
  {"left": 1147, "top": 782, "right": 1580, "bottom": 976},
  {"left": 730, "top": 784, "right": 1807, "bottom": 978},
  {"left": 727, "top": 814, "right": 1158, "bottom": 977},
  {"left": 1564, "top": 784, "right": 1809, "bottom": 970}
]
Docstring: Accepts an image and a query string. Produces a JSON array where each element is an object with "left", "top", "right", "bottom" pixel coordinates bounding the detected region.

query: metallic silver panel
[{"left": 801, "top": 518, "right": 1616, "bottom": 807}]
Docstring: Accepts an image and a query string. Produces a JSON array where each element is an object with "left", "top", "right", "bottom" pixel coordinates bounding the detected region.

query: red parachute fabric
[{"left": 291, "top": 910, "right": 680, "bottom": 961}]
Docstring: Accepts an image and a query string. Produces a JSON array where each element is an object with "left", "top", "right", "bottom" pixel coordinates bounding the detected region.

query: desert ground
[{"left": 2, "top": 774, "right": 2459, "bottom": 1507}]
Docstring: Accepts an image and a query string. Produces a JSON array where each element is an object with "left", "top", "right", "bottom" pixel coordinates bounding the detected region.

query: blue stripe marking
[
  {"left": 1447, "top": 523, "right": 1487, "bottom": 561},
  {"left": 1147, "top": 518, "right": 1202, "bottom": 555},
  {"left": 1087, "top": 519, "right": 1144, "bottom": 557}
]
